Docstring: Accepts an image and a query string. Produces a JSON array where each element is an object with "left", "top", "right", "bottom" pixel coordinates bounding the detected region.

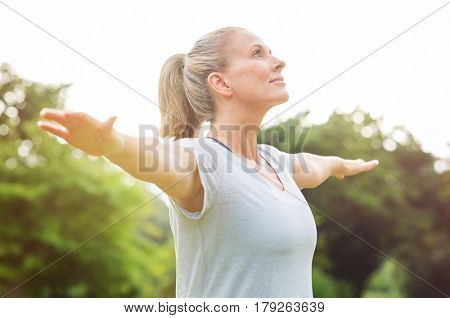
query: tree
[
  {"left": 259, "top": 107, "right": 450, "bottom": 297},
  {"left": 0, "top": 63, "right": 175, "bottom": 297}
]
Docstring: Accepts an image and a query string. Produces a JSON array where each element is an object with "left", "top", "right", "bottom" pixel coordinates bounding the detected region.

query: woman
[{"left": 37, "top": 26, "right": 379, "bottom": 298}]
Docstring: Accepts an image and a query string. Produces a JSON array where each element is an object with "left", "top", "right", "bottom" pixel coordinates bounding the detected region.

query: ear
[{"left": 208, "top": 72, "right": 233, "bottom": 97}]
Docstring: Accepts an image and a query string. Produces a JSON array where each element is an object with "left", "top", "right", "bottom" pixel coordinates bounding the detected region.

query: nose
[{"left": 273, "top": 57, "right": 286, "bottom": 71}]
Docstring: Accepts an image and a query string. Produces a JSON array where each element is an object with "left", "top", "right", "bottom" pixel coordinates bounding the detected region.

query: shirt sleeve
[{"left": 166, "top": 138, "right": 223, "bottom": 220}]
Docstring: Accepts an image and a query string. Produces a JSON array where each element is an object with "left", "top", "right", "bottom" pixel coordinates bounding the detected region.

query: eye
[{"left": 253, "top": 49, "right": 262, "bottom": 57}]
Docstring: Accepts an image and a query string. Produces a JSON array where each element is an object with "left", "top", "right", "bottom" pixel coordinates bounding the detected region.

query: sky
[{"left": 1, "top": 0, "right": 449, "bottom": 162}]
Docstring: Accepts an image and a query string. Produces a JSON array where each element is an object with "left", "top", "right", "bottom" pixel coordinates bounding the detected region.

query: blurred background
[{"left": 1, "top": 0, "right": 449, "bottom": 297}]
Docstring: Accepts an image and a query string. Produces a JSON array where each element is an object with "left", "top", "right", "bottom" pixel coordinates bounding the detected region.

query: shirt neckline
[{"left": 203, "top": 136, "right": 286, "bottom": 193}]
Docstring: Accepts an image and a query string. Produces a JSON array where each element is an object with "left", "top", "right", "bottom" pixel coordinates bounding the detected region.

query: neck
[
  {"left": 205, "top": 98, "right": 271, "bottom": 161},
  {"left": 206, "top": 117, "right": 263, "bottom": 162}
]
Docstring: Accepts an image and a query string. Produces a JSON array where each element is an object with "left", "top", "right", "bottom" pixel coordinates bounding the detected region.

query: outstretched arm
[
  {"left": 37, "top": 108, "right": 203, "bottom": 201},
  {"left": 289, "top": 152, "right": 379, "bottom": 189}
]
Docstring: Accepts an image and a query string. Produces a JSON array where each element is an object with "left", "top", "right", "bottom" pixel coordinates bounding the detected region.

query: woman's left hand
[{"left": 333, "top": 158, "right": 379, "bottom": 180}]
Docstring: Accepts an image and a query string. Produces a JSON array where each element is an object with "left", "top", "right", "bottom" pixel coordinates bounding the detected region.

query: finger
[
  {"left": 40, "top": 108, "right": 70, "bottom": 125},
  {"left": 37, "top": 121, "right": 69, "bottom": 140},
  {"left": 365, "top": 159, "right": 379, "bottom": 167},
  {"left": 41, "top": 109, "right": 88, "bottom": 130},
  {"left": 361, "top": 160, "right": 379, "bottom": 171}
]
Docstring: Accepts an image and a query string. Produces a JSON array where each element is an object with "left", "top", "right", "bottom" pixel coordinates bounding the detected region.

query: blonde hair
[{"left": 158, "top": 26, "right": 245, "bottom": 140}]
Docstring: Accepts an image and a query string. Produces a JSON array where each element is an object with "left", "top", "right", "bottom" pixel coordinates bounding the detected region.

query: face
[{"left": 210, "top": 29, "right": 289, "bottom": 110}]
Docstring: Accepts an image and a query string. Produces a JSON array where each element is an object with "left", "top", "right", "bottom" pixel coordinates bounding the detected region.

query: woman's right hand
[{"left": 37, "top": 108, "right": 124, "bottom": 157}]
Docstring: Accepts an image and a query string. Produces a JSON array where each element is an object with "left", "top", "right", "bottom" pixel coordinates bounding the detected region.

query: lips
[{"left": 269, "top": 76, "right": 284, "bottom": 83}]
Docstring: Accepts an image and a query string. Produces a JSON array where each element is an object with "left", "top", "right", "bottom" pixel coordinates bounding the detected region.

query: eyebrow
[{"left": 249, "top": 43, "right": 272, "bottom": 55}]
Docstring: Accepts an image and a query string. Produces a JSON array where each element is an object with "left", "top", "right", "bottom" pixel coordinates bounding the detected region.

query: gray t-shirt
[{"left": 166, "top": 137, "right": 317, "bottom": 298}]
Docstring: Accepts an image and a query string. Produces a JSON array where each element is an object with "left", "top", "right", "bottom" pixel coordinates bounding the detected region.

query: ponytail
[
  {"left": 158, "top": 53, "right": 199, "bottom": 139},
  {"left": 158, "top": 26, "right": 245, "bottom": 140}
]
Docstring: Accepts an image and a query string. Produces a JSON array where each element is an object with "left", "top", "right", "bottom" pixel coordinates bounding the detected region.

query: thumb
[{"left": 103, "top": 116, "right": 117, "bottom": 130}]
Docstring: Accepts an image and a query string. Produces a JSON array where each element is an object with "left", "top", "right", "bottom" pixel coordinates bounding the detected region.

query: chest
[{"left": 214, "top": 167, "right": 317, "bottom": 253}]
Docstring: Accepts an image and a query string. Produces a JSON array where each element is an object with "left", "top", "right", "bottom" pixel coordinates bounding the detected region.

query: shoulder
[
  {"left": 173, "top": 137, "right": 214, "bottom": 151},
  {"left": 171, "top": 137, "right": 196, "bottom": 147},
  {"left": 258, "top": 143, "right": 280, "bottom": 154},
  {"left": 258, "top": 143, "right": 290, "bottom": 159},
  {"left": 170, "top": 137, "right": 207, "bottom": 155},
  {"left": 258, "top": 143, "right": 295, "bottom": 174},
  {"left": 173, "top": 137, "right": 220, "bottom": 172}
]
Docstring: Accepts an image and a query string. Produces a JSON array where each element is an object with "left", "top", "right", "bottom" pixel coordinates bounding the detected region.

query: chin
[
  {"left": 263, "top": 89, "right": 290, "bottom": 108},
  {"left": 267, "top": 97, "right": 289, "bottom": 109},
  {"left": 275, "top": 91, "right": 290, "bottom": 104}
]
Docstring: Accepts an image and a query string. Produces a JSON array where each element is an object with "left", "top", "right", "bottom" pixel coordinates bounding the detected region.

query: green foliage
[
  {"left": 2, "top": 62, "right": 449, "bottom": 298},
  {"left": 0, "top": 63, "right": 175, "bottom": 297},
  {"left": 259, "top": 108, "right": 450, "bottom": 297},
  {"left": 312, "top": 267, "right": 354, "bottom": 298},
  {"left": 363, "top": 259, "right": 407, "bottom": 297}
]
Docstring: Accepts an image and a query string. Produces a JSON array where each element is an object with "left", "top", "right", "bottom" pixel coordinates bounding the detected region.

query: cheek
[
  {"left": 234, "top": 80, "right": 268, "bottom": 104},
  {"left": 232, "top": 65, "right": 269, "bottom": 100},
  {"left": 250, "top": 63, "right": 270, "bottom": 83}
]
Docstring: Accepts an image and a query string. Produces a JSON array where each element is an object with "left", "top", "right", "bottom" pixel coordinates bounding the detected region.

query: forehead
[{"left": 226, "top": 30, "right": 270, "bottom": 56}]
